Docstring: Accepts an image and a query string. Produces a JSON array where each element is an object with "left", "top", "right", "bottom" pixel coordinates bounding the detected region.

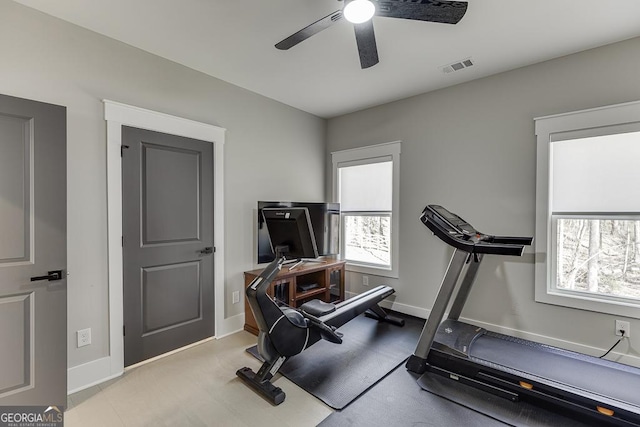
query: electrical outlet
[
  {"left": 616, "top": 320, "right": 631, "bottom": 337},
  {"left": 232, "top": 291, "right": 240, "bottom": 304},
  {"left": 77, "top": 328, "right": 91, "bottom": 347},
  {"left": 362, "top": 275, "right": 369, "bottom": 287}
]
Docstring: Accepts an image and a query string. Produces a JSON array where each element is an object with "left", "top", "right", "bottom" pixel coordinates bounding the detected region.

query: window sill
[
  {"left": 535, "top": 286, "right": 640, "bottom": 320},
  {"left": 345, "top": 261, "right": 398, "bottom": 279}
]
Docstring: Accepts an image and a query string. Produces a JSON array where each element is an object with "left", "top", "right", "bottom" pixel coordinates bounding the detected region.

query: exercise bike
[{"left": 236, "top": 256, "right": 404, "bottom": 405}]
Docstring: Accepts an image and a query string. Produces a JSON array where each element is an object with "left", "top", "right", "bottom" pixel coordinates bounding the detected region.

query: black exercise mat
[
  {"left": 321, "top": 366, "right": 592, "bottom": 427},
  {"left": 319, "top": 365, "right": 507, "bottom": 427},
  {"left": 247, "top": 311, "right": 424, "bottom": 409}
]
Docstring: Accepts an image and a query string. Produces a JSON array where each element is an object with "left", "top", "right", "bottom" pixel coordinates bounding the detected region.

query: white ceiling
[{"left": 12, "top": 0, "right": 640, "bottom": 118}]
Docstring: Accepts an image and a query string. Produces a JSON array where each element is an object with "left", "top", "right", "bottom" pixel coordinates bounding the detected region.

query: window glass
[
  {"left": 343, "top": 214, "right": 391, "bottom": 266},
  {"left": 555, "top": 217, "right": 640, "bottom": 302}
]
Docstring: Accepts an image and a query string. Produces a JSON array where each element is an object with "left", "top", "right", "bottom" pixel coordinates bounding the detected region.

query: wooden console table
[{"left": 243, "top": 258, "right": 345, "bottom": 335}]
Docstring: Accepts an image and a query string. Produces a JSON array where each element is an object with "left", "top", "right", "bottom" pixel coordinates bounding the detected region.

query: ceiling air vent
[{"left": 441, "top": 58, "right": 474, "bottom": 74}]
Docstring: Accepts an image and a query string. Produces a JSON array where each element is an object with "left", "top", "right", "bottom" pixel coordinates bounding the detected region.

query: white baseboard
[
  {"left": 379, "top": 297, "right": 428, "bottom": 319},
  {"left": 216, "top": 313, "right": 245, "bottom": 338},
  {"left": 346, "top": 291, "right": 640, "bottom": 368},
  {"left": 68, "top": 356, "right": 122, "bottom": 395},
  {"left": 345, "top": 290, "right": 426, "bottom": 319}
]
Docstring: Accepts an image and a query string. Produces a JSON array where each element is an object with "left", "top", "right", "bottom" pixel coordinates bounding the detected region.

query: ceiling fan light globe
[{"left": 343, "top": 0, "right": 375, "bottom": 24}]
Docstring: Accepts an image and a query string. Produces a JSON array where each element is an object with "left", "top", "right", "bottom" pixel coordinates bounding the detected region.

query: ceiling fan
[{"left": 275, "top": 0, "right": 469, "bottom": 69}]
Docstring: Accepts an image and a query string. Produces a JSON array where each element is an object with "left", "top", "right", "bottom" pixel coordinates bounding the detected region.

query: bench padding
[{"left": 300, "top": 299, "right": 336, "bottom": 316}]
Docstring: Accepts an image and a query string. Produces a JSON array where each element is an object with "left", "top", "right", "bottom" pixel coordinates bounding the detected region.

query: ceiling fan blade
[
  {"left": 275, "top": 10, "right": 344, "bottom": 50},
  {"left": 374, "top": 0, "right": 468, "bottom": 24},
  {"left": 353, "top": 20, "right": 379, "bottom": 69}
]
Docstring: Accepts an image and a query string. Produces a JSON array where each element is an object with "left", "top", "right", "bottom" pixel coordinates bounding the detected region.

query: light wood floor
[{"left": 66, "top": 331, "right": 333, "bottom": 426}]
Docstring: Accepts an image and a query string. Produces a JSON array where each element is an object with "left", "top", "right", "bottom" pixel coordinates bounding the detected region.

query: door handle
[
  {"left": 30, "top": 270, "right": 64, "bottom": 282},
  {"left": 200, "top": 247, "right": 214, "bottom": 255}
]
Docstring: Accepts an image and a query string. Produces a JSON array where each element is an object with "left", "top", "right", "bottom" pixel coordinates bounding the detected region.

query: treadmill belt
[{"left": 471, "top": 332, "right": 640, "bottom": 408}]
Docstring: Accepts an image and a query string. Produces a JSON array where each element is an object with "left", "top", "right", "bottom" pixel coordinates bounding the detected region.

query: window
[
  {"left": 332, "top": 141, "right": 400, "bottom": 277},
  {"left": 535, "top": 100, "right": 640, "bottom": 318},
  {"left": 340, "top": 162, "right": 392, "bottom": 267}
]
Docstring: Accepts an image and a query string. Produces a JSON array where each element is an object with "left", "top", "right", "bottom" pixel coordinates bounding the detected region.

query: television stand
[{"left": 285, "top": 258, "right": 326, "bottom": 271}]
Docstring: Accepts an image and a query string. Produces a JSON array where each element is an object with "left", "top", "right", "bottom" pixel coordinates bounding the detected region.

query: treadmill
[{"left": 407, "top": 204, "right": 640, "bottom": 426}]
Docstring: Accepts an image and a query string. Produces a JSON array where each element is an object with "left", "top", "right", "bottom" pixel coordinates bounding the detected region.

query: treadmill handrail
[
  {"left": 474, "top": 242, "right": 526, "bottom": 257},
  {"left": 421, "top": 205, "right": 532, "bottom": 256},
  {"left": 491, "top": 235, "right": 534, "bottom": 246}
]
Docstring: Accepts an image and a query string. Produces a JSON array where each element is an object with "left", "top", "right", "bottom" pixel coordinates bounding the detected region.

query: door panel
[
  {"left": 0, "top": 114, "right": 31, "bottom": 263},
  {"left": 0, "top": 294, "right": 33, "bottom": 394},
  {"left": 0, "top": 94, "right": 66, "bottom": 407},
  {"left": 142, "top": 261, "right": 201, "bottom": 335},
  {"left": 122, "top": 126, "right": 214, "bottom": 367},
  {"left": 143, "top": 143, "right": 200, "bottom": 244}
]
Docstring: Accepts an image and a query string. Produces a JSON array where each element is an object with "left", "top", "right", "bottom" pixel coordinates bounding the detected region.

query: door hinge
[
  {"left": 121, "top": 236, "right": 124, "bottom": 247},
  {"left": 123, "top": 325, "right": 125, "bottom": 336},
  {"left": 121, "top": 145, "right": 130, "bottom": 157}
]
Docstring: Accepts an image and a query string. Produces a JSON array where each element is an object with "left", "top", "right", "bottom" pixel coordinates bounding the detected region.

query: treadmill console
[
  {"left": 428, "top": 205, "right": 478, "bottom": 238},
  {"left": 420, "top": 204, "right": 533, "bottom": 256}
]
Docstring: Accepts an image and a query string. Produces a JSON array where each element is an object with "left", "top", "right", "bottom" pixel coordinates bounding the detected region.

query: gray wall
[
  {"left": 0, "top": 1, "right": 326, "bottom": 368},
  {"left": 3, "top": 0, "right": 640, "bottom": 378},
  {"left": 327, "top": 36, "right": 640, "bottom": 362}
]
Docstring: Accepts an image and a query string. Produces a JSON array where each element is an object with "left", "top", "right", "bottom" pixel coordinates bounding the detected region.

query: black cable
[{"left": 599, "top": 330, "right": 626, "bottom": 359}]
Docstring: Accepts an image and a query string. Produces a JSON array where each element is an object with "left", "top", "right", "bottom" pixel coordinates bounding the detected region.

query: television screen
[
  {"left": 262, "top": 207, "right": 319, "bottom": 260},
  {"left": 257, "top": 201, "right": 340, "bottom": 263}
]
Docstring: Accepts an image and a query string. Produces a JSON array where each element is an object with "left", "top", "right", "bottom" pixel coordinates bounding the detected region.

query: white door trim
[{"left": 104, "top": 100, "right": 225, "bottom": 380}]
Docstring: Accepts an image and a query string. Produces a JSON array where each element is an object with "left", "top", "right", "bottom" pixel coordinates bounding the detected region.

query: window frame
[
  {"left": 332, "top": 141, "right": 401, "bottom": 278},
  {"left": 534, "top": 100, "right": 640, "bottom": 319}
]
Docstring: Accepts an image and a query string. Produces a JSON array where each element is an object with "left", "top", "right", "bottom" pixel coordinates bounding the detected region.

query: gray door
[
  {"left": 0, "top": 94, "right": 66, "bottom": 407},
  {"left": 122, "top": 126, "right": 214, "bottom": 367}
]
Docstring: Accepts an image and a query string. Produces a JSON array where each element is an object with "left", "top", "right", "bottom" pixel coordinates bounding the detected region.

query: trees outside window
[
  {"left": 343, "top": 214, "right": 391, "bottom": 266},
  {"left": 556, "top": 218, "right": 640, "bottom": 300}
]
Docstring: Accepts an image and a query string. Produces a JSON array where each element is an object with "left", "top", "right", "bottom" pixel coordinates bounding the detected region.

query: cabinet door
[
  {"left": 328, "top": 265, "right": 345, "bottom": 303},
  {"left": 273, "top": 279, "right": 293, "bottom": 306}
]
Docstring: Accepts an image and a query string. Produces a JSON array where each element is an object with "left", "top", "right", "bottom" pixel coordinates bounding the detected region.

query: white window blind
[
  {"left": 551, "top": 131, "right": 640, "bottom": 213},
  {"left": 339, "top": 161, "right": 392, "bottom": 212}
]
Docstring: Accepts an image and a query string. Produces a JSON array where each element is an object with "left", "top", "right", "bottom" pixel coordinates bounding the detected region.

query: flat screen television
[
  {"left": 262, "top": 207, "right": 319, "bottom": 260},
  {"left": 257, "top": 201, "right": 340, "bottom": 264}
]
